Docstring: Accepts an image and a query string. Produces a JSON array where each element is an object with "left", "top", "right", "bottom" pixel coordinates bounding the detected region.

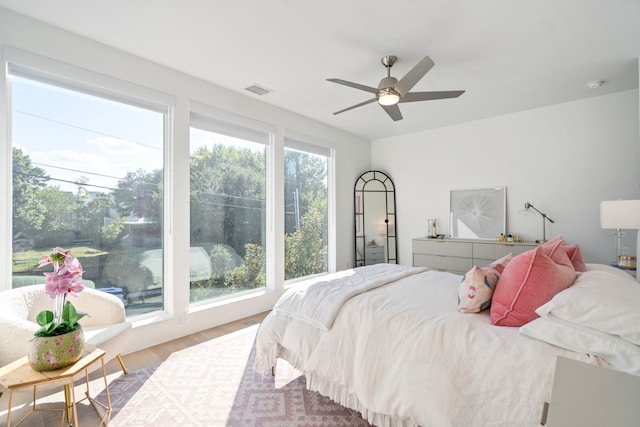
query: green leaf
[
  {"left": 32, "top": 302, "right": 88, "bottom": 338},
  {"left": 62, "top": 301, "right": 88, "bottom": 325},
  {"left": 36, "top": 310, "right": 54, "bottom": 327}
]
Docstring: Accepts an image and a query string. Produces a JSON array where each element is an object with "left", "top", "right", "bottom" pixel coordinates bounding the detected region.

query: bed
[{"left": 253, "top": 240, "right": 640, "bottom": 427}]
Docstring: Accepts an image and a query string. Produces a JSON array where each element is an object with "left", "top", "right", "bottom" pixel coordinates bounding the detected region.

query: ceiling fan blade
[
  {"left": 381, "top": 104, "right": 403, "bottom": 121},
  {"left": 400, "top": 90, "right": 465, "bottom": 103},
  {"left": 394, "top": 56, "right": 435, "bottom": 97},
  {"left": 327, "top": 78, "right": 379, "bottom": 94},
  {"left": 333, "top": 98, "right": 377, "bottom": 115}
]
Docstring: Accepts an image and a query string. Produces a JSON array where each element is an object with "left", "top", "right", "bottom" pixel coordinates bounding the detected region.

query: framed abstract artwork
[{"left": 449, "top": 187, "right": 506, "bottom": 239}]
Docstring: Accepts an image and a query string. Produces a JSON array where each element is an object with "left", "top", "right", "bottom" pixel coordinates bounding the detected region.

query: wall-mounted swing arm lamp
[{"left": 524, "top": 202, "right": 555, "bottom": 243}]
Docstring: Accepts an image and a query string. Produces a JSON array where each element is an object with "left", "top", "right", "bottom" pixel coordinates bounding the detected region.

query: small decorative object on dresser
[{"left": 427, "top": 218, "right": 438, "bottom": 238}]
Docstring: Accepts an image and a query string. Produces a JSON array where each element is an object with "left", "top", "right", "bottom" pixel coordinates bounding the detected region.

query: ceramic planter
[{"left": 27, "top": 327, "right": 84, "bottom": 371}]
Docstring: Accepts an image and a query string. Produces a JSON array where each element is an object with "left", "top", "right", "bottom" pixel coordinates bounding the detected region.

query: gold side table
[{"left": 0, "top": 348, "right": 111, "bottom": 427}]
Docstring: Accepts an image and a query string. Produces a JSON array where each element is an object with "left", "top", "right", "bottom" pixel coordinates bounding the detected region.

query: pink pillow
[
  {"left": 542, "top": 235, "right": 564, "bottom": 246},
  {"left": 490, "top": 245, "right": 576, "bottom": 326},
  {"left": 458, "top": 254, "right": 513, "bottom": 313},
  {"left": 541, "top": 236, "right": 587, "bottom": 272},
  {"left": 564, "top": 244, "right": 587, "bottom": 272},
  {"left": 541, "top": 235, "right": 565, "bottom": 256}
]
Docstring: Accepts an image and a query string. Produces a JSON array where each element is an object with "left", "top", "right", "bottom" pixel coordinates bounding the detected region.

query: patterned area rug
[
  {"left": 0, "top": 324, "right": 371, "bottom": 426},
  {"left": 99, "top": 325, "right": 370, "bottom": 426}
]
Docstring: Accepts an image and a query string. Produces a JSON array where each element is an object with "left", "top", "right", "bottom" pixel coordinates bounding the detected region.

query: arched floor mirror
[{"left": 354, "top": 170, "right": 397, "bottom": 266}]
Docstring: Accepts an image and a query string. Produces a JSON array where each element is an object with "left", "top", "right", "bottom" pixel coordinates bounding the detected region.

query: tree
[
  {"left": 284, "top": 191, "right": 327, "bottom": 279},
  {"left": 113, "top": 168, "right": 163, "bottom": 220},
  {"left": 101, "top": 217, "right": 125, "bottom": 249},
  {"left": 190, "top": 144, "right": 265, "bottom": 253},
  {"left": 37, "top": 187, "right": 74, "bottom": 232},
  {"left": 12, "top": 147, "right": 49, "bottom": 236},
  {"left": 284, "top": 150, "right": 326, "bottom": 235},
  {"left": 75, "top": 192, "right": 116, "bottom": 238},
  {"left": 225, "top": 243, "right": 265, "bottom": 289}
]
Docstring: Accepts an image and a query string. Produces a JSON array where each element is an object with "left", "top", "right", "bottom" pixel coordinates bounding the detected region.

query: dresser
[
  {"left": 364, "top": 245, "right": 385, "bottom": 265},
  {"left": 412, "top": 237, "right": 538, "bottom": 274},
  {"left": 542, "top": 356, "right": 640, "bottom": 426}
]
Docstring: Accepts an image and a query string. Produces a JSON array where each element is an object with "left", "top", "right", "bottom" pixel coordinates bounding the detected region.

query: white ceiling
[{"left": 1, "top": 0, "right": 639, "bottom": 141}]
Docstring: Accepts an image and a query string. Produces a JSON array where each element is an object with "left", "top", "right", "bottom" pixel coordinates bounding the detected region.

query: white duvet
[
  {"left": 273, "top": 263, "right": 427, "bottom": 330},
  {"left": 254, "top": 268, "right": 594, "bottom": 427}
]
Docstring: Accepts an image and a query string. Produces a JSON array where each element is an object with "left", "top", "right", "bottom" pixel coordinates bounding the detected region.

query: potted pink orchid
[
  {"left": 34, "top": 247, "right": 88, "bottom": 337},
  {"left": 28, "top": 247, "right": 89, "bottom": 371}
]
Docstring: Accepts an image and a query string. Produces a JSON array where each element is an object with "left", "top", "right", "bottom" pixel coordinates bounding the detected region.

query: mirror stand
[{"left": 354, "top": 170, "right": 397, "bottom": 267}]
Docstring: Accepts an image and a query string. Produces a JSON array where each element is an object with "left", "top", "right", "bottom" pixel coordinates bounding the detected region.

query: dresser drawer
[
  {"left": 472, "top": 242, "right": 515, "bottom": 260},
  {"left": 365, "top": 246, "right": 384, "bottom": 257},
  {"left": 413, "top": 254, "right": 472, "bottom": 273},
  {"left": 365, "top": 246, "right": 385, "bottom": 265},
  {"left": 412, "top": 239, "right": 473, "bottom": 257},
  {"left": 472, "top": 242, "right": 536, "bottom": 260}
]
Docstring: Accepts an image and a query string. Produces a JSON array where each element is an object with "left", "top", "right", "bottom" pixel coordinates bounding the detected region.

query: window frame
[
  {"left": 188, "top": 103, "right": 276, "bottom": 303},
  {"left": 3, "top": 48, "right": 175, "bottom": 320},
  {"left": 283, "top": 130, "right": 336, "bottom": 284}
]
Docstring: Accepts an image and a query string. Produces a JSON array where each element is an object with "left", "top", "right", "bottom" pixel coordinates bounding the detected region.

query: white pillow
[
  {"left": 584, "top": 262, "right": 637, "bottom": 280},
  {"left": 520, "top": 314, "right": 640, "bottom": 375},
  {"left": 535, "top": 269, "right": 640, "bottom": 345}
]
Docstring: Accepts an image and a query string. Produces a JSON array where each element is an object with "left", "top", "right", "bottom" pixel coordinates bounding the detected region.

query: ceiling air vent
[{"left": 245, "top": 83, "right": 272, "bottom": 96}]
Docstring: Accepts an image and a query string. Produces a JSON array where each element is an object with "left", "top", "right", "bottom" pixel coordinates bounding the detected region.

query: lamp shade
[
  {"left": 378, "top": 92, "right": 400, "bottom": 106},
  {"left": 600, "top": 200, "right": 640, "bottom": 229}
]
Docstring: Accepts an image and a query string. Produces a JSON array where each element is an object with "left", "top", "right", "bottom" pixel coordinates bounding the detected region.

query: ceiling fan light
[{"left": 378, "top": 91, "right": 400, "bottom": 106}]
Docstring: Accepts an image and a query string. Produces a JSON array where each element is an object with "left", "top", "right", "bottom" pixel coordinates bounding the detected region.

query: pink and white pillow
[{"left": 458, "top": 254, "right": 513, "bottom": 313}]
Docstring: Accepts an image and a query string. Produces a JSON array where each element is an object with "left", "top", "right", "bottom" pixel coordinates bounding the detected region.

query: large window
[
  {"left": 189, "top": 113, "right": 268, "bottom": 303},
  {"left": 284, "top": 136, "right": 329, "bottom": 280},
  {"left": 5, "top": 53, "right": 337, "bottom": 324},
  {"left": 10, "top": 74, "right": 166, "bottom": 317}
]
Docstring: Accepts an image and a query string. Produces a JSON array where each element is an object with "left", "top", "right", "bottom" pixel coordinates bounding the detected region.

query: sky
[
  {"left": 11, "top": 75, "right": 269, "bottom": 197},
  {"left": 12, "top": 75, "right": 165, "bottom": 194}
]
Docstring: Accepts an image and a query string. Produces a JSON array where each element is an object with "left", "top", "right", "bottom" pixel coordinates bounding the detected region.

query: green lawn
[{"left": 12, "top": 246, "right": 110, "bottom": 273}]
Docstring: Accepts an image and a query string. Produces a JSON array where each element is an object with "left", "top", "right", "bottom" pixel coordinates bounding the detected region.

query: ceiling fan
[{"left": 327, "top": 55, "right": 465, "bottom": 121}]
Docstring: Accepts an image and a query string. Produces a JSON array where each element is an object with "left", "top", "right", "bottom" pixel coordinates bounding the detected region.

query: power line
[
  {"left": 32, "top": 162, "right": 124, "bottom": 181},
  {"left": 13, "top": 109, "right": 162, "bottom": 151},
  {"left": 196, "top": 200, "right": 264, "bottom": 211},
  {"left": 190, "top": 188, "right": 265, "bottom": 204},
  {"left": 46, "top": 176, "right": 117, "bottom": 191}
]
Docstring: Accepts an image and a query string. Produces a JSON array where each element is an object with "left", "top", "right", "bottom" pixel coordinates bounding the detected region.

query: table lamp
[
  {"left": 523, "top": 202, "right": 554, "bottom": 243},
  {"left": 600, "top": 200, "right": 640, "bottom": 265}
]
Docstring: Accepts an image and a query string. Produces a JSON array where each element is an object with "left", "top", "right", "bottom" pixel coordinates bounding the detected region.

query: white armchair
[{"left": 0, "top": 285, "right": 131, "bottom": 372}]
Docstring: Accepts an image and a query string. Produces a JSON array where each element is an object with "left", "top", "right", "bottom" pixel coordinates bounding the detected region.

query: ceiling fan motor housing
[{"left": 378, "top": 76, "right": 398, "bottom": 91}]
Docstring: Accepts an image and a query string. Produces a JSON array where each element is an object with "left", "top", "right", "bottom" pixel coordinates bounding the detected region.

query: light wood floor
[
  {"left": 0, "top": 311, "right": 271, "bottom": 426},
  {"left": 104, "top": 310, "right": 270, "bottom": 375}
]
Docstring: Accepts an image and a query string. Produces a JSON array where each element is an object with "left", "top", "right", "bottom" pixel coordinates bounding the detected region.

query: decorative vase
[{"left": 28, "top": 328, "right": 85, "bottom": 372}]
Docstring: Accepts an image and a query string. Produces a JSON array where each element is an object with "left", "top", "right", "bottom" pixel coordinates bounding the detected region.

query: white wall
[
  {"left": 372, "top": 89, "right": 640, "bottom": 266},
  {"left": 0, "top": 7, "right": 370, "bottom": 353}
]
